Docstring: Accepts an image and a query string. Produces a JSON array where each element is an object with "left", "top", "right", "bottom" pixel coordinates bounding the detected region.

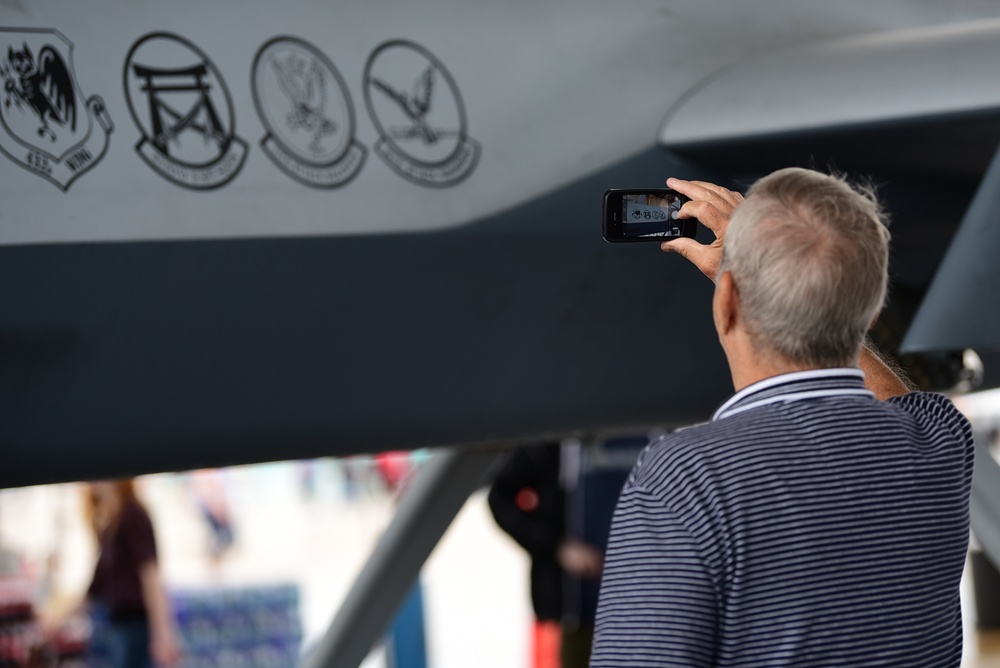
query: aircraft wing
[
  {"left": 660, "top": 20, "right": 1000, "bottom": 150},
  {"left": 659, "top": 18, "right": 1000, "bottom": 363},
  {"left": 3, "top": 2, "right": 1000, "bottom": 487}
]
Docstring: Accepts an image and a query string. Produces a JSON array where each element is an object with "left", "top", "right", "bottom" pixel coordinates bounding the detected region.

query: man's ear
[{"left": 713, "top": 270, "right": 739, "bottom": 337}]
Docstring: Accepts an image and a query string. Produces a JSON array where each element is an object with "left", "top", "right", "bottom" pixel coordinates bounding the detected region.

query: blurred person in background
[
  {"left": 488, "top": 443, "right": 603, "bottom": 668},
  {"left": 84, "top": 479, "right": 180, "bottom": 668},
  {"left": 190, "top": 469, "right": 235, "bottom": 566}
]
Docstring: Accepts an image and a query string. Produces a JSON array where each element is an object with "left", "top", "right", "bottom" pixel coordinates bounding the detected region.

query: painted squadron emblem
[
  {"left": 252, "top": 37, "right": 365, "bottom": 189},
  {"left": 0, "top": 28, "right": 112, "bottom": 191},
  {"left": 363, "top": 40, "right": 479, "bottom": 187},
  {"left": 123, "top": 32, "right": 247, "bottom": 190}
]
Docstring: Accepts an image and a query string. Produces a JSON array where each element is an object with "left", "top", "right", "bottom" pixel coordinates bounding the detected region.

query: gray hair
[{"left": 719, "top": 168, "right": 890, "bottom": 368}]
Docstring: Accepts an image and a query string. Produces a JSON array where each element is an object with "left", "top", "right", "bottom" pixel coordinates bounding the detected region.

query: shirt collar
[{"left": 712, "top": 368, "right": 873, "bottom": 421}]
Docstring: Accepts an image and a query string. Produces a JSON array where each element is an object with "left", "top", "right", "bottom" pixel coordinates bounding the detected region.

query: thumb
[
  {"left": 661, "top": 238, "right": 719, "bottom": 281},
  {"left": 660, "top": 237, "right": 701, "bottom": 259}
]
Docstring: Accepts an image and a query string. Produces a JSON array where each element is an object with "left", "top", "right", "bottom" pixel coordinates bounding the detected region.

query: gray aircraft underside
[{"left": 4, "top": 1, "right": 1000, "bottom": 488}]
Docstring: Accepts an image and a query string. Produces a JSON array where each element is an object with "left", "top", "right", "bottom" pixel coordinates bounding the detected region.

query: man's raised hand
[{"left": 661, "top": 177, "right": 744, "bottom": 282}]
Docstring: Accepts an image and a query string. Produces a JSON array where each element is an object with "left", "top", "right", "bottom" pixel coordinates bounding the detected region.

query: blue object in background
[
  {"left": 564, "top": 435, "right": 649, "bottom": 627},
  {"left": 385, "top": 581, "right": 427, "bottom": 668},
  {"left": 170, "top": 584, "right": 302, "bottom": 668},
  {"left": 85, "top": 600, "right": 114, "bottom": 668}
]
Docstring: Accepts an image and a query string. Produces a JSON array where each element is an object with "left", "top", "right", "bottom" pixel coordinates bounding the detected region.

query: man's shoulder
[
  {"left": 887, "top": 389, "right": 966, "bottom": 418},
  {"left": 628, "top": 419, "right": 747, "bottom": 492},
  {"left": 631, "top": 390, "right": 973, "bottom": 491},
  {"left": 646, "top": 411, "right": 768, "bottom": 452},
  {"left": 886, "top": 390, "right": 973, "bottom": 443}
]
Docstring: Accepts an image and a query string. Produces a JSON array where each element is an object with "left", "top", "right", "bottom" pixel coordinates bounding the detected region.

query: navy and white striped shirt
[{"left": 592, "top": 369, "right": 974, "bottom": 667}]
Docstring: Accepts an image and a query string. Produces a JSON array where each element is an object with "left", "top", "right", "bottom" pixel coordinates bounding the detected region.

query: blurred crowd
[{"left": 0, "top": 454, "right": 423, "bottom": 668}]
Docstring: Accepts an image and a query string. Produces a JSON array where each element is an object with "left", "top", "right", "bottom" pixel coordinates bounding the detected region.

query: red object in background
[
  {"left": 515, "top": 487, "right": 540, "bottom": 513},
  {"left": 50, "top": 619, "right": 90, "bottom": 658},
  {"left": 375, "top": 452, "right": 413, "bottom": 492},
  {"left": 532, "top": 619, "right": 561, "bottom": 668},
  {"left": 0, "top": 573, "right": 43, "bottom": 666}
]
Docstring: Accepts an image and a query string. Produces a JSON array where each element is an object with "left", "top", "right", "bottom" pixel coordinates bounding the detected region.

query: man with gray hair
[{"left": 590, "top": 168, "right": 974, "bottom": 667}]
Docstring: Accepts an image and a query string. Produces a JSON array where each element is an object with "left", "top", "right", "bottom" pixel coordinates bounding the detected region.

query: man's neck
[
  {"left": 726, "top": 339, "right": 817, "bottom": 392},
  {"left": 730, "top": 361, "right": 817, "bottom": 392}
]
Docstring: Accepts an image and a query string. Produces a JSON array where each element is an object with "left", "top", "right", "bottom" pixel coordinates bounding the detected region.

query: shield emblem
[{"left": 0, "top": 27, "right": 113, "bottom": 190}]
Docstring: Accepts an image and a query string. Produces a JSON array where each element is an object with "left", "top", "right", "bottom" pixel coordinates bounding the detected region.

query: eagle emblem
[
  {"left": 370, "top": 65, "right": 438, "bottom": 145},
  {"left": 363, "top": 40, "right": 479, "bottom": 187},
  {"left": 251, "top": 36, "right": 365, "bottom": 189},
  {"left": 270, "top": 52, "right": 338, "bottom": 154},
  {"left": 0, "top": 28, "right": 112, "bottom": 190},
  {"left": 4, "top": 42, "right": 76, "bottom": 141}
]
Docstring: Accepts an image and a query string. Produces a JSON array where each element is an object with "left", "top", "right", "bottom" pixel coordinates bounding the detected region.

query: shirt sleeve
[{"left": 591, "top": 482, "right": 719, "bottom": 668}]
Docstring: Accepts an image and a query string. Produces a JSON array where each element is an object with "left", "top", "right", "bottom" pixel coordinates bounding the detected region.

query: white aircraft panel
[
  {"left": 5, "top": 1, "right": 1000, "bottom": 246},
  {"left": 0, "top": 0, "right": 742, "bottom": 246},
  {"left": 660, "top": 19, "right": 1000, "bottom": 146}
]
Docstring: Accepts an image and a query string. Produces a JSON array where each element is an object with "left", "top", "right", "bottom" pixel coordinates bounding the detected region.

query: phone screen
[{"left": 622, "top": 192, "right": 685, "bottom": 238}]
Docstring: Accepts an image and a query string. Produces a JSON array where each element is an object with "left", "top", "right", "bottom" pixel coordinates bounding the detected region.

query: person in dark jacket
[{"left": 488, "top": 443, "right": 602, "bottom": 668}]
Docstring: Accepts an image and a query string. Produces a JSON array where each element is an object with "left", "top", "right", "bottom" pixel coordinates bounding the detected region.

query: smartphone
[{"left": 603, "top": 189, "right": 695, "bottom": 242}]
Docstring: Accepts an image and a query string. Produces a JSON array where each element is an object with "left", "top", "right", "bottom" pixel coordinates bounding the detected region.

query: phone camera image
[
  {"left": 602, "top": 188, "right": 692, "bottom": 243},
  {"left": 623, "top": 193, "right": 683, "bottom": 238}
]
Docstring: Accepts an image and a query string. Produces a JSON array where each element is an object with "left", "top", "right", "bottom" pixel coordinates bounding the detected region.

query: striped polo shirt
[{"left": 591, "top": 369, "right": 974, "bottom": 667}]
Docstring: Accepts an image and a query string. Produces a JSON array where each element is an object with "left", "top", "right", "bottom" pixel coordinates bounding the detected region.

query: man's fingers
[
  {"left": 660, "top": 176, "right": 734, "bottom": 282},
  {"left": 667, "top": 178, "right": 743, "bottom": 223},
  {"left": 665, "top": 177, "right": 744, "bottom": 240},
  {"left": 668, "top": 177, "right": 743, "bottom": 210},
  {"left": 676, "top": 199, "right": 730, "bottom": 236}
]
